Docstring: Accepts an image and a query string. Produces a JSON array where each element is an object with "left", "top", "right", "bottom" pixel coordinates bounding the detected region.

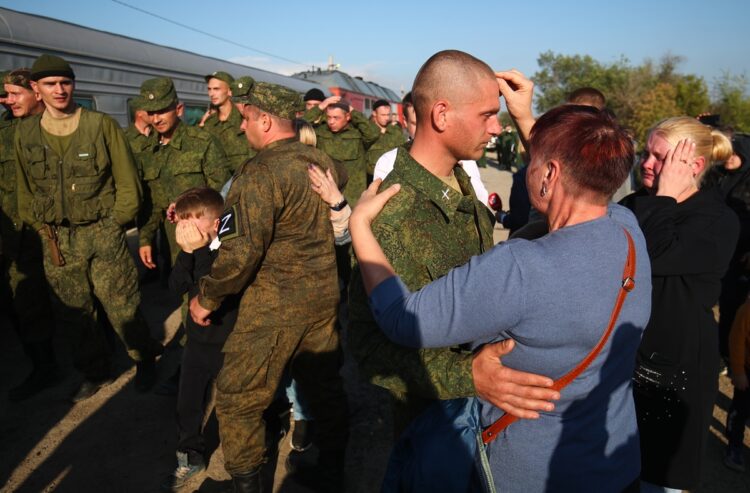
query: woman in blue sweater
[{"left": 350, "top": 105, "right": 653, "bottom": 492}]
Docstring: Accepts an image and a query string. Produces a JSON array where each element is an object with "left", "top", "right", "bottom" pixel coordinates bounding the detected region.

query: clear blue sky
[{"left": 3, "top": 0, "right": 749, "bottom": 96}]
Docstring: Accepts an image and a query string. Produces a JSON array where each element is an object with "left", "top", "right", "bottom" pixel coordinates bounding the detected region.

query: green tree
[{"left": 712, "top": 73, "right": 750, "bottom": 132}]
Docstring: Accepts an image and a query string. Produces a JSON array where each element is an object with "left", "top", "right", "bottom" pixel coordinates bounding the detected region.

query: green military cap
[
  {"left": 30, "top": 54, "right": 75, "bottom": 81},
  {"left": 0, "top": 71, "right": 8, "bottom": 96},
  {"left": 129, "top": 95, "right": 147, "bottom": 112},
  {"left": 205, "top": 71, "right": 234, "bottom": 85},
  {"left": 233, "top": 80, "right": 303, "bottom": 120},
  {"left": 230, "top": 76, "right": 255, "bottom": 100},
  {"left": 5, "top": 68, "right": 33, "bottom": 90},
  {"left": 138, "top": 77, "right": 178, "bottom": 112}
]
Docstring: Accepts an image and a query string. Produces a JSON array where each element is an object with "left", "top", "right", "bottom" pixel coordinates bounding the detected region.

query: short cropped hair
[
  {"left": 174, "top": 187, "right": 224, "bottom": 220},
  {"left": 529, "top": 105, "right": 634, "bottom": 198},
  {"left": 566, "top": 87, "right": 606, "bottom": 110},
  {"left": 412, "top": 50, "right": 495, "bottom": 122},
  {"left": 401, "top": 91, "right": 413, "bottom": 120}
]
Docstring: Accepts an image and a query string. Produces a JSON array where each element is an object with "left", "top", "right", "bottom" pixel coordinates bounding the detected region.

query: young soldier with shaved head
[{"left": 348, "top": 50, "right": 558, "bottom": 435}]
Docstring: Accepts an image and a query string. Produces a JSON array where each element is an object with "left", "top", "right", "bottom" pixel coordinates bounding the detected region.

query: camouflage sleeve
[
  {"left": 103, "top": 116, "right": 142, "bottom": 225},
  {"left": 137, "top": 197, "right": 161, "bottom": 247},
  {"left": 350, "top": 110, "right": 381, "bottom": 149},
  {"left": 198, "top": 163, "right": 276, "bottom": 311},
  {"left": 14, "top": 129, "right": 42, "bottom": 231},
  {"left": 302, "top": 106, "right": 324, "bottom": 124},
  {"left": 202, "top": 134, "right": 232, "bottom": 191},
  {"left": 348, "top": 223, "right": 476, "bottom": 400}
]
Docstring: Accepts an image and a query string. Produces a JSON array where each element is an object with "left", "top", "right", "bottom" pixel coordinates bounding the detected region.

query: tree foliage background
[{"left": 531, "top": 51, "right": 750, "bottom": 145}]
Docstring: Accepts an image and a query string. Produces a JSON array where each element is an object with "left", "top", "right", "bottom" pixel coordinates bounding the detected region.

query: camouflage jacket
[
  {"left": 201, "top": 105, "right": 255, "bottom": 174},
  {"left": 124, "top": 124, "right": 158, "bottom": 177},
  {"left": 366, "top": 124, "right": 407, "bottom": 175},
  {"left": 0, "top": 118, "right": 20, "bottom": 255},
  {"left": 15, "top": 108, "right": 142, "bottom": 231},
  {"left": 312, "top": 110, "right": 380, "bottom": 205},
  {"left": 138, "top": 120, "right": 230, "bottom": 246},
  {"left": 348, "top": 147, "right": 496, "bottom": 400},
  {"left": 199, "top": 137, "right": 340, "bottom": 345}
]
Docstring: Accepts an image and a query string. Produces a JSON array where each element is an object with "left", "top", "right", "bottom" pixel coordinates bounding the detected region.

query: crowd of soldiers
[{"left": 0, "top": 52, "right": 421, "bottom": 493}]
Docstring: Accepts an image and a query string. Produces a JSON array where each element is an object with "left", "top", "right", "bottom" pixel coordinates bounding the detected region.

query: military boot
[
  {"left": 9, "top": 341, "right": 60, "bottom": 401},
  {"left": 228, "top": 467, "right": 262, "bottom": 493}
]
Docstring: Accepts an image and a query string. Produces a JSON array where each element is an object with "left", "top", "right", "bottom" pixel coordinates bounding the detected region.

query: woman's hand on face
[
  {"left": 656, "top": 138, "right": 698, "bottom": 200},
  {"left": 308, "top": 164, "right": 344, "bottom": 206},
  {"left": 350, "top": 179, "right": 401, "bottom": 227}
]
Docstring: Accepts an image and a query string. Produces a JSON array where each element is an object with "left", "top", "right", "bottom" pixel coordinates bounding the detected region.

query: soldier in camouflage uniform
[
  {"left": 123, "top": 96, "right": 157, "bottom": 176},
  {"left": 1, "top": 68, "right": 59, "bottom": 401},
  {"left": 191, "top": 79, "right": 348, "bottom": 493},
  {"left": 201, "top": 71, "right": 255, "bottom": 174},
  {"left": 15, "top": 54, "right": 162, "bottom": 401},
  {"left": 0, "top": 71, "right": 12, "bottom": 122},
  {"left": 136, "top": 77, "right": 230, "bottom": 270},
  {"left": 366, "top": 99, "right": 406, "bottom": 183},
  {"left": 304, "top": 97, "right": 380, "bottom": 206},
  {"left": 349, "top": 50, "right": 557, "bottom": 434}
]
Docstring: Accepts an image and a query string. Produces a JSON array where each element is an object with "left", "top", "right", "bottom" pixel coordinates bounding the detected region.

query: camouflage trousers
[
  {"left": 42, "top": 218, "right": 159, "bottom": 378},
  {"left": 1, "top": 226, "right": 55, "bottom": 344},
  {"left": 216, "top": 314, "right": 349, "bottom": 474}
]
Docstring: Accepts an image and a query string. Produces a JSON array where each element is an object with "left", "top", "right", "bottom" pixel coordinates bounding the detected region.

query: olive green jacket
[
  {"left": 0, "top": 118, "right": 21, "bottom": 256},
  {"left": 138, "top": 120, "right": 230, "bottom": 247},
  {"left": 199, "top": 138, "right": 339, "bottom": 344},
  {"left": 366, "top": 124, "right": 407, "bottom": 175},
  {"left": 201, "top": 105, "right": 255, "bottom": 174},
  {"left": 15, "top": 107, "right": 142, "bottom": 232},
  {"left": 349, "top": 147, "right": 496, "bottom": 400}
]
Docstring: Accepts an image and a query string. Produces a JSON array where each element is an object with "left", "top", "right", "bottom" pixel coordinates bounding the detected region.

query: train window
[
  {"left": 183, "top": 105, "right": 208, "bottom": 126},
  {"left": 74, "top": 96, "right": 96, "bottom": 110},
  {"left": 365, "top": 99, "right": 371, "bottom": 110}
]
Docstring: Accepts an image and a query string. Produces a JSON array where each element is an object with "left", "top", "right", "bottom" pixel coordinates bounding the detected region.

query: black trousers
[
  {"left": 176, "top": 341, "right": 224, "bottom": 455},
  {"left": 727, "top": 369, "right": 750, "bottom": 449}
]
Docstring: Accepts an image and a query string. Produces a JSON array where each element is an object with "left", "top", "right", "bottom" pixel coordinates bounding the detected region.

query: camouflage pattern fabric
[
  {"left": 138, "top": 120, "right": 230, "bottom": 261},
  {"left": 216, "top": 314, "right": 347, "bottom": 473},
  {"left": 366, "top": 124, "right": 407, "bottom": 175},
  {"left": 199, "top": 137, "right": 347, "bottom": 472},
  {"left": 0, "top": 118, "right": 55, "bottom": 344},
  {"left": 311, "top": 110, "right": 380, "bottom": 206},
  {"left": 231, "top": 81, "right": 302, "bottom": 120},
  {"left": 348, "top": 147, "right": 496, "bottom": 433},
  {"left": 123, "top": 124, "right": 158, "bottom": 178},
  {"left": 138, "top": 77, "right": 177, "bottom": 112},
  {"left": 201, "top": 104, "right": 255, "bottom": 174},
  {"left": 42, "top": 220, "right": 159, "bottom": 374}
]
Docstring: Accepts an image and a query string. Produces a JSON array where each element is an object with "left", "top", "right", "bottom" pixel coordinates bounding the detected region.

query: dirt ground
[{"left": 1, "top": 162, "right": 750, "bottom": 493}]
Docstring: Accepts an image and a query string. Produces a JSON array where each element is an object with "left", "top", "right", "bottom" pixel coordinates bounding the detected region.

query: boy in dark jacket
[{"left": 162, "top": 187, "right": 239, "bottom": 491}]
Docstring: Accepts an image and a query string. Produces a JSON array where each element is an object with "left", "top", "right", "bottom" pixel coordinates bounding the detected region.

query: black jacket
[{"left": 169, "top": 246, "right": 238, "bottom": 345}]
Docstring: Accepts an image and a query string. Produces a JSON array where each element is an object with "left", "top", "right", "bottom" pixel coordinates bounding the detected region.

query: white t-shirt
[{"left": 373, "top": 148, "right": 490, "bottom": 207}]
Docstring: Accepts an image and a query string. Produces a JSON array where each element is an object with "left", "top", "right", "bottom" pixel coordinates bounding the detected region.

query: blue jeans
[{"left": 285, "top": 377, "right": 312, "bottom": 421}]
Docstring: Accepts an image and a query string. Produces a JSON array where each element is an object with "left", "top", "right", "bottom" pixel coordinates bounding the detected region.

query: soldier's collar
[
  {"left": 163, "top": 120, "right": 186, "bottom": 149},
  {"left": 392, "top": 148, "right": 477, "bottom": 219},
  {"left": 258, "top": 136, "right": 297, "bottom": 153}
]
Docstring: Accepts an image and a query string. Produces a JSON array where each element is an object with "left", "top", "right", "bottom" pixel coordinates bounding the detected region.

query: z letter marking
[{"left": 219, "top": 213, "right": 233, "bottom": 236}]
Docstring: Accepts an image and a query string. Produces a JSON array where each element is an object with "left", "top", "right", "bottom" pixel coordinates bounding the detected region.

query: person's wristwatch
[{"left": 330, "top": 198, "right": 348, "bottom": 211}]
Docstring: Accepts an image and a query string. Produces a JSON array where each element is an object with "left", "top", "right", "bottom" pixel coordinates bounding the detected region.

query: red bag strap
[{"left": 482, "top": 228, "right": 636, "bottom": 444}]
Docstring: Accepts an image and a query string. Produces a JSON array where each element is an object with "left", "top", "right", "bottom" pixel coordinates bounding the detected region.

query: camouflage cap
[
  {"left": 205, "top": 70, "right": 234, "bottom": 85},
  {"left": 30, "top": 54, "right": 75, "bottom": 81},
  {"left": 139, "top": 77, "right": 178, "bottom": 112},
  {"left": 129, "top": 95, "right": 147, "bottom": 112},
  {"left": 0, "top": 71, "right": 8, "bottom": 96},
  {"left": 230, "top": 76, "right": 255, "bottom": 100},
  {"left": 233, "top": 81, "right": 303, "bottom": 120},
  {"left": 4, "top": 68, "right": 33, "bottom": 90}
]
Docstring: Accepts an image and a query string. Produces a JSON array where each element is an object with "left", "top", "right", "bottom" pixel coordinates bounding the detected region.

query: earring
[{"left": 541, "top": 185, "right": 547, "bottom": 197}]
